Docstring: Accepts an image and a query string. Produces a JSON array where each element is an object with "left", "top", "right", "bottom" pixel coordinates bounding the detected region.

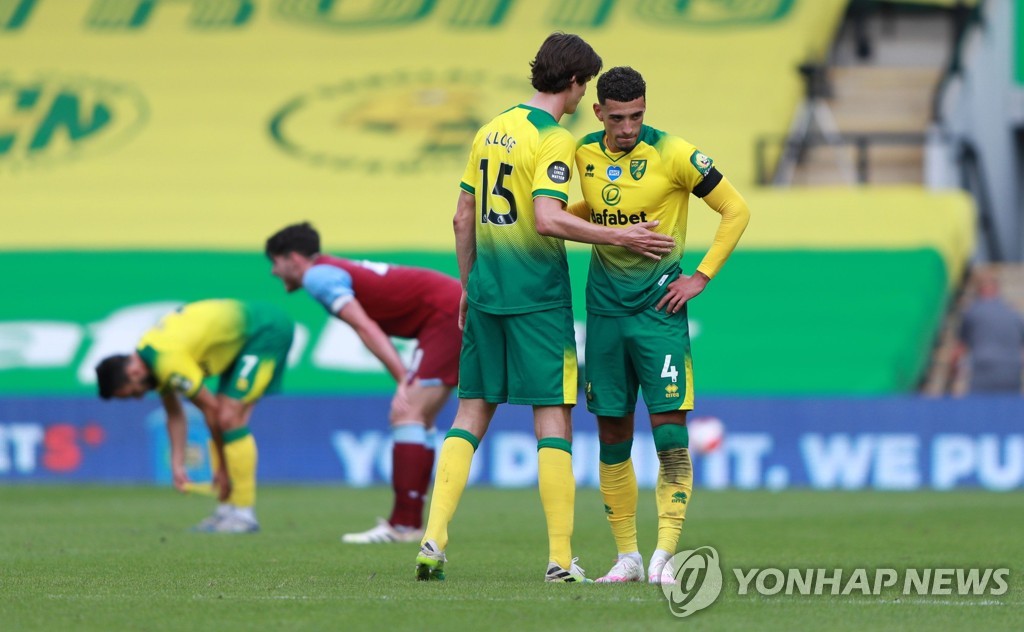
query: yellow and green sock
[
  {"left": 420, "top": 429, "right": 478, "bottom": 551},
  {"left": 537, "top": 438, "right": 575, "bottom": 569},
  {"left": 599, "top": 438, "right": 638, "bottom": 556},
  {"left": 223, "top": 426, "right": 258, "bottom": 509},
  {"left": 652, "top": 423, "right": 693, "bottom": 554}
]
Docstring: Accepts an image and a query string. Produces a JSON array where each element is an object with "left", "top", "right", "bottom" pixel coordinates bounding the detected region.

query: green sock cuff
[
  {"left": 599, "top": 439, "right": 634, "bottom": 465},
  {"left": 537, "top": 437, "right": 572, "bottom": 455},
  {"left": 653, "top": 423, "right": 689, "bottom": 451},
  {"left": 445, "top": 428, "right": 480, "bottom": 451},
  {"left": 223, "top": 426, "right": 252, "bottom": 443}
]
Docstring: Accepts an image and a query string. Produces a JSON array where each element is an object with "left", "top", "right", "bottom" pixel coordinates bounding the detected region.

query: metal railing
[{"left": 755, "top": 132, "right": 927, "bottom": 186}]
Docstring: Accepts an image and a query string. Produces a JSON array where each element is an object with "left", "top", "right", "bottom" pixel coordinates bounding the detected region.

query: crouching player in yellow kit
[
  {"left": 95, "top": 300, "right": 294, "bottom": 533},
  {"left": 569, "top": 67, "right": 750, "bottom": 583}
]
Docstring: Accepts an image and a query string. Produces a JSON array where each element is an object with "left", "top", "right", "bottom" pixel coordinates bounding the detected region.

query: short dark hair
[
  {"left": 597, "top": 66, "right": 647, "bottom": 104},
  {"left": 265, "top": 222, "right": 320, "bottom": 259},
  {"left": 530, "top": 32, "right": 603, "bottom": 94},
  {"left": 95, "top": 354, "right": 130, "bottom": 400}
]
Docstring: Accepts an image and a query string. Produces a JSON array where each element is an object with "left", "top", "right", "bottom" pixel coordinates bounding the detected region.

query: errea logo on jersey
[{"left": 0, "top": 74, "right": 147, "bottom": 172}]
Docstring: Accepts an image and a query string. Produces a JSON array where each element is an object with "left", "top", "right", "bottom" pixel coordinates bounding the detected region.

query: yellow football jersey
[
  {"left": 575, "top": 125, "right": 722, "bottom": 315},
  {"left": 459, "top": 105, "right": 576, "bottom": 314},
  {"left": 137, "top": 300, "right": 248, "bottom": 398}
]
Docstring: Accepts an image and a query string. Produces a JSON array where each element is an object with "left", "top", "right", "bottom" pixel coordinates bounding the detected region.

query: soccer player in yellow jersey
[
  {"left": 569, "top": 67, "right": 750, "bottom": 584},
  {"left": 95, "top": 299, "right": 294, "bottom": 533},
  {"left": 415, "top": 35, "right": 675, "bottom": 583}
]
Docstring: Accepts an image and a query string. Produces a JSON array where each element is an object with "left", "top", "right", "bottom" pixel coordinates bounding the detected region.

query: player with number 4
[
  {"left": 95, "top": 299, "right": 294, "bottom": 533},
  {"left": 567, "top": 66, "right": 750, "bottom": 584}
]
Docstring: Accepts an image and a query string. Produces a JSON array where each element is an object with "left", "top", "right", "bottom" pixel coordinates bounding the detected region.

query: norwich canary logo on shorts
[
  {"left": 690, "top": 151, "right": 713, "bottom": 177},
  {"left": 585, "top": 381, "right": 594, "bottom": 401},
  {"left": 665, "top": 383, "right": 680, "bottom": 398},
  {"left": 235, "top": 378, "right": 250, "bottom": 391},
  {"left": 0, "top": 74, "right": 148, "bottom": 172},
  {"left": 630, "top": 159, "right": 647, "bottom": 180}
]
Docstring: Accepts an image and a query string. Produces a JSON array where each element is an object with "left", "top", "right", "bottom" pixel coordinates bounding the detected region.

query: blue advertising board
[{"left": 0, "top": 396, "right": 1021, "bottom": 490}]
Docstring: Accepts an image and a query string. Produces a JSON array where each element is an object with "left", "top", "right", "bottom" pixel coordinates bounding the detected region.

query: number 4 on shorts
[{"left": 661, "top": 355, "right": 678, "bottom": 383}]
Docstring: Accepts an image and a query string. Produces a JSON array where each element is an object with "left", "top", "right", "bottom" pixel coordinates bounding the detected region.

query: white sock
[
  {"left": 649, "top": 549, "right": 672, "bottom": 570},
  {"left": 619, "top": 551, "right": 643, "bottom": 565},
  {"left": 215, "top": 503, "right": 232, "bottom": 517}
]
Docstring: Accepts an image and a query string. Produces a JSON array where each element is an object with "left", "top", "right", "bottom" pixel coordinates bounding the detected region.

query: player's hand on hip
[
  {"left": 656, "top": 271, "right": 709, "bottom": 313},
  {"left": 391, "top": 380, "right": 414, "bottom": 420},
  {"left": 620, "top": 221, "right": 675, "bottom": 261}
]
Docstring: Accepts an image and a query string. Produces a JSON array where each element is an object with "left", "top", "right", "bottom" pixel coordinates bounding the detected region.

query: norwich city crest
[{"left": 630, "top": 159, "right": 647, "bottom": 180}]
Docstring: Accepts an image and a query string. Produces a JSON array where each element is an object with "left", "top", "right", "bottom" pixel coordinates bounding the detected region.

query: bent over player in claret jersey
[
  {"left": 568, "top": 66, "right": 750, "bottom": 584},
  {"left": 266, "top": 222, "right": 462, "bottom": 544}
]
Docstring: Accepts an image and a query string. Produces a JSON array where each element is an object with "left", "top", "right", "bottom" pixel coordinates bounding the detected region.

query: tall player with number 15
[{"left": 415, "top": 33, "right": 675, "bottom": 583}]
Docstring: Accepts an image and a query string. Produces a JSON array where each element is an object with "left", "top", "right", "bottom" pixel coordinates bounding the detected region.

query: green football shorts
[
  {"left": 584, "top": 305, "right": 694, "bottom": 416},
  {"left": 458, "top": 305, "right": 578, "bottom": 406},
  {"left": 218, "top": 302, "right": 294, "bottom": 403}
]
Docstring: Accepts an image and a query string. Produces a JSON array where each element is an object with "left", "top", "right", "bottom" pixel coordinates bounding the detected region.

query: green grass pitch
[{"left": 1, "top": 486, "right": 1021, "bottom": 631}]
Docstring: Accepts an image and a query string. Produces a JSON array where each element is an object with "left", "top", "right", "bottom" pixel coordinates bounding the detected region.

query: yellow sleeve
[
  {"left": 695, "top": 175, "right": 750, "bottom": 279},
  {"left": 532, "top": 128, "right": 574, "bottom": 203},
  {"left": 566, "top": 200, "right": 590, "bottom": 221},
  {"left": 155, "top": 352, "right": 205, "bottom": 399}
]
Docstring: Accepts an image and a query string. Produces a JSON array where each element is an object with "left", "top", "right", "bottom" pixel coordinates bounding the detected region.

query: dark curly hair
[
  {"left": 265, "top": 222, "right": 320, "bottom": 259},
  {"left": 530, "top": 32, "right": 603, "bottom": 94},
  {"left": 95, "top": 354, "right": 130, "bottom": 400},
  {"left": 597, "top": 66, "right": 647, "bottom": 104}
]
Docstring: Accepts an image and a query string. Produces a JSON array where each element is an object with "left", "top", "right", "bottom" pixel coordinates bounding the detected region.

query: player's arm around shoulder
[
  {"left": 565, "top": 200, "right": 590, "bottom": 221},
  {"left": 535, "top": 196, "right": 675, "bottom": 260}
]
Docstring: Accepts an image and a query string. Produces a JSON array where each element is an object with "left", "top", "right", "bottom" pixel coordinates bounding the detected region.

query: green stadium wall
[{"left": 0, "top": 248, "right": 952, "bottom": 396}]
